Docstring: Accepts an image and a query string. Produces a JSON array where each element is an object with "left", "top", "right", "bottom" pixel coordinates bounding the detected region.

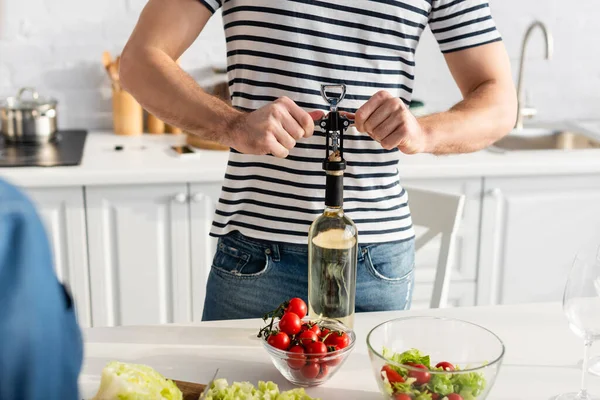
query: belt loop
[{"left": 270, "top": 243, "right": 281, "bottom": 262}]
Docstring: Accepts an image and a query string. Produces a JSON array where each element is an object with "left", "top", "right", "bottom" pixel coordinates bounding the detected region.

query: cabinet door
[
  {"left": 25, "top": 187, "right": 91, "bottom": 327},
  {"left": 86, "top": 184, "right": 191, "bottom": 327},
  {"left": 189, "top": 183, "right": 222, "bottom": 321},
  {"left": 479, "top": 175, "right": 600, "bottom": 305},
  {"left": 402, "top": 178, "right": 483, "bottom": 307}
]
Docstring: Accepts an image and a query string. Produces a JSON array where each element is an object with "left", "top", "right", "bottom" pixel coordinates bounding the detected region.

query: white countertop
[
  {"left": 3, "top": 123, "right": 600, "bottom": 188},
  {"left": 79, "top": 302, "right": 600, "bottom": 400}
]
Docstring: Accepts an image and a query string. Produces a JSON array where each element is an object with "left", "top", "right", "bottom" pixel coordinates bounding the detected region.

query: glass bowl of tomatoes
[
  {"left": 367, "top": 316, "right": 505, "bottom": 400},
  {"left": 259, "top": 298, "right": 356, "bottom": 387}
]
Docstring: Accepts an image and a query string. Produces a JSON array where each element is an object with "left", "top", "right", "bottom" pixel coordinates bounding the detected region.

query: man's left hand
[{"left": 354, "top": 90, "right": 428, "bottom": 154}]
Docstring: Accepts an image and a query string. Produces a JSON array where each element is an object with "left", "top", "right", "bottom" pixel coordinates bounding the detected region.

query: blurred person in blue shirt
[{"left": 0, "top": 178, "right": 82, "bottom": 399}]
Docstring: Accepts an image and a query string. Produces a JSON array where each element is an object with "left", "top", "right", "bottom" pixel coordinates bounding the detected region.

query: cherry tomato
[
  {"left": 319, "top": 328, "right": 331, "bottom": 339},
  {"left": 298, "top": 330, "right": 318, "bottom": 346},
  {"left": 300, "top": 322, "right": 321, "bottom": 337},
  {"left": 380, "top": 365, "right": 405, "bottom": 384},
  {"left": 287, "top": 345, "right": 306, "bottom": 370},
  {"left": 446, "top": 395, "right": 463, "bottom": 400},
  {"left": 435, "top": 361, "right": 455, "bottom": 371},
  {"left": 325, "top": 331, "right": 350, "bottom": 349},
  {"left": 305, "top": 340, "right": 327, "bottom": 359},
  {"left": 309, "top": 323, "right": 322, "bottom": 337},
  {"left": 317, "top": 363, "right": 329, "bottom": 378},
  {"left": 408, "top": 364, "right": 430, "bottom": 385},
  {"left": 279, "top": 312, "right": 302, "bottom": 336},
  {"left": 393, "top": 394, "right": 411, "bottom": 400},
  {"left": 300, "top": 362, "right": 320, "bottom": 379},
  {"left": 286, "top": 298, "right": 307, "bottom": 319},
  {"left": 267, "top": 332, "right": 290, "bottom": 351},
  {"left": 424, "top": 391, "right": 440, "bottom": 400}
]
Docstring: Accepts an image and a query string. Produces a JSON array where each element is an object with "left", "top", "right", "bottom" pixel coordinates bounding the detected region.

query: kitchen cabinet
[
  {"left": 478, "top": 174, "right": 600, "bottom": 305},
  {"left": 25, "top": 187, "right": 92, "bottom": 327},
  {"left": 85, "top": 184, "right": 192, "bottom": 327},
  {"left": 403, "top": 178, "right": 483, "bottom": 308},
  {"left": 189, "top": 182, "right": 222, "bottom": 321}
]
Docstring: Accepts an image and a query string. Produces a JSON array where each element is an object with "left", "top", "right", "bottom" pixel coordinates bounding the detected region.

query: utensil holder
[{"left": 112, "top": 89, "right": 143, "bottom": 136}]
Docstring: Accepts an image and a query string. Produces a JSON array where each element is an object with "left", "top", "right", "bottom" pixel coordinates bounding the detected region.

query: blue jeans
[{"left": 202, "top": 231, "right": 415, "bottom": 321}]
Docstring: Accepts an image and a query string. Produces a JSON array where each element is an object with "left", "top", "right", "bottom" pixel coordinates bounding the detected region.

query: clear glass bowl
[
  {"left": 262, "top": 318, "right": 356, "bottom": 387},
  {"left": 367, "top": 316, "right": 505, "bottom": 399}
]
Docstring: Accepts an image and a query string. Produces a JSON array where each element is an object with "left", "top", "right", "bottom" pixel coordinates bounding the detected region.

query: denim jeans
[{"left": 202, "top": 230, "right": 415, "bottom": 321}]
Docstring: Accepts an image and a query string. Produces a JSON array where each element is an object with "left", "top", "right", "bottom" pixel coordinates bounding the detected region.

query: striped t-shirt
[{"left": 199, "top": 0, "right": 501, "bottom": 245}]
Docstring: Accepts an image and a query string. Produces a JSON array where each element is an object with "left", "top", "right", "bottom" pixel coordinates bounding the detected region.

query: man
[
  {"left": 120, "top": 0, "right": 516, "bottom": 320},
  {"left": 0, "top": 179, "right": 82, "bottom": 399}
]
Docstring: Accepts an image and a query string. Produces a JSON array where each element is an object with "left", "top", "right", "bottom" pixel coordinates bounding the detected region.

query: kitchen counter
[
  {"left": 2, "top": 126, "right": 600, "bottom": 188},
  {"left": 79, "top": 302, "right": 600, "bottom": 400}
]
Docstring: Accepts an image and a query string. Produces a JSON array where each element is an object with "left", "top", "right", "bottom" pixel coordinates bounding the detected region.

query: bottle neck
[{"left": 324, "top": 172, "right": 343, "bottom": 209}]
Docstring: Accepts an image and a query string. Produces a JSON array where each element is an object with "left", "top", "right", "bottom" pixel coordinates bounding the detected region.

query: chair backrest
[{"left": 405, "top": 187, "right": 465, "bottom": 308}]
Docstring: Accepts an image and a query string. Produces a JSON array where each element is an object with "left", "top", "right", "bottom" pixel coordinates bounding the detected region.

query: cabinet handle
[
  {"left": 487, "top": 188, "right": 502, "bottom": 198},
  {"left": 172, "top": 193, "right": 187, "bottom": 204},
  {"left": 191, "top": 193, "right": 205, "bottom": 203}
]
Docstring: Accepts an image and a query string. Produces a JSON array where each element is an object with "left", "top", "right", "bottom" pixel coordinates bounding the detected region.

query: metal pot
[{"left": 0, "top": 87, "right": 58, "bottom": 144}]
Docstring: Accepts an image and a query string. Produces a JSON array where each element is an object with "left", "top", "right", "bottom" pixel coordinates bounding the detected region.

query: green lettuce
[
  {"left": 452, "top": 371, "right": 487, "bottom": 399},
  {"left": 204, "top": 379, "right": 319, "bottom": 400},
  {"left": 427, "top": 372, "right": 454, "bottom": 396},
  {"left": 382, "top": 347, "right": 431, "bottom": 369},
  {"left": 92, "top": 361, "right": 182, "bottom": 400}
]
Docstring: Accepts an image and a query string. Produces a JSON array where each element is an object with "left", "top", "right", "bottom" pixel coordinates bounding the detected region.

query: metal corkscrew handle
[{"left": 320, "top": 84, "right": 347, "bottom": 112}]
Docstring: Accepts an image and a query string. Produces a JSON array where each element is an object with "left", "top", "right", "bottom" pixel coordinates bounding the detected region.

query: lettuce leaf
[
  {"left": 452, "top": 371, "right": 487, "bottom": 399},
  {"left": 382, "top": 347, "right": 431, "bottom": 369},
  {"left": 92, "top": 361, "right": 182, "bottom": 400},
  {"left": 204, "top": 379, "right": 319, "bottom": 400},
  {"left": 427, "top": 372, "right": 454, "bottom": 396}
]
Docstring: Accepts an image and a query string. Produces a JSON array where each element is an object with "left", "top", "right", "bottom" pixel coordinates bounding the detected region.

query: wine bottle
[{"left": 308, "top": 83, "right": 358, "bottom": 328}]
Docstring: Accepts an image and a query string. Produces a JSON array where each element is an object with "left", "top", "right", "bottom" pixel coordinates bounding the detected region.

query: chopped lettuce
[
  {"left": 204, "top": 378, "right": 319, "bottom": 400},
  {"left": 452, "top": 371, "right": 487, "bottom": 399},
  {"left": 92, "top": 361, "right": 182, "bottom": 400},
  {"left": 382, "top": 347, "right": 431, "bottom": 369},
  {"left": 427, "top": 372, "right": 454, "bottom": 396},
  {"left": 414, "top": 393, "right": 433, "bottom": 400}
]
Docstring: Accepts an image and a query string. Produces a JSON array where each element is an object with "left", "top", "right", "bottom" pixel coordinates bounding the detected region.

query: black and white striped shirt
[{"left": 199, "top": 0, "right": 501, "bottom": 244}]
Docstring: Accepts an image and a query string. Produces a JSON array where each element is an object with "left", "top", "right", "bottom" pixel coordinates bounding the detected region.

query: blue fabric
[
  {"left": 0, "top": 179, "right": 82, "bottom": 400},
  {"left": 202, "top": 230, "right": 414, "bottom": 321}
]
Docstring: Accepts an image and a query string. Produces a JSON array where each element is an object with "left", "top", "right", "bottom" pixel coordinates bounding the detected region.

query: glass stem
[{"left": 579, "top": 339, "right": 593, "bottom": 398}]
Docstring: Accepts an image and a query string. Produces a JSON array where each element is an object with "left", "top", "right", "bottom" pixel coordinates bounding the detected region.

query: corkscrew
[{"left": 314, "top": 84, "right": 354, "bottom": 173}]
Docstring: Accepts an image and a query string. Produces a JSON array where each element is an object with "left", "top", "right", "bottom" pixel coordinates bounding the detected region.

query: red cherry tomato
[
  {"left": 317, "top": 363, "right": 329, "bottom": 378},
  {"left": 309, "top": 323, "right": 322, "bottom": 337},
  {"left": 305, "top": 340, "right": 328, "bottom": 359},
  {"left": 286, "top": 298, "right": 307, "bottom": 319},
  {"left": 446, "top": 395, "right": 463, "bottom": 400},
  {"left": 267, "top": 332, "right": 290, "bottom": 351},
  {"left": 394, "top": 394, "right": 411, "bottom": 400},
  {"left": 300, "top": 362, "right": 320, "bottom": 379},
  {"left": 298, "top": 330, "right": 318, "bottom": 346},
  {"left": 435, "top": 361, "right": 455, "bottom": 371},
  {"left": 279, "top": 312, "right": 302, "bottom": 336},
  {"left": 325, "top": 331, "right": 350, "bottom": 349},
  {"left": 380, "top": 365, "right": 405, "bottom": 384},
  {"left": 408, "top": 363, "right": 430, "bottom": 385},
  {"left": 319, "top": 328, "right": 331, "bottom": 339},
  {"left": 287, "top": 345, "right": 306, "bottom": 370}
]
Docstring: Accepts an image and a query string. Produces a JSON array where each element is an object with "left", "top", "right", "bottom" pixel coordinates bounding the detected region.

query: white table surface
[{"left": 79, "top": 302, "right": 600, "bottom": 400}]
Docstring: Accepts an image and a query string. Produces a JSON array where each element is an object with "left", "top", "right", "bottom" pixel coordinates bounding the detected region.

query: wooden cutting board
[{"left": 173, "top": 380, "right": 207, "bottom": 400}]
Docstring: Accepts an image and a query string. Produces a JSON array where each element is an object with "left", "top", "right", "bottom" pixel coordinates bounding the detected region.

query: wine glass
[{"left": 556, "top": 239, "right": 600, "bottom": 400}]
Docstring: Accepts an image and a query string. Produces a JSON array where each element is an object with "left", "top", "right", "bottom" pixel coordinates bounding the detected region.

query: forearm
[
  {"left": 120, "top": 46, "right": 240, "bottom": 144},
  {"left": 419, "top": 79, "right": 517, "bottom": 155}
]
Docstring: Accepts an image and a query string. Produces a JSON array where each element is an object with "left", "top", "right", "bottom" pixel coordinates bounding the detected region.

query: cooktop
[{"left": 0, "top": 130, "right": 88, "bottom": 168}]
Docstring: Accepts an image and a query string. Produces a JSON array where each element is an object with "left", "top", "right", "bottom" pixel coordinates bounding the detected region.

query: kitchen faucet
[{"left": 515, "top": 21, "right": 553, "bottom": 130}]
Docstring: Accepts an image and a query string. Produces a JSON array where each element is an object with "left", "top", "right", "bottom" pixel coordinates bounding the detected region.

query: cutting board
[{"left": 173, "top": 380, "right": 207, "bottom": 400}]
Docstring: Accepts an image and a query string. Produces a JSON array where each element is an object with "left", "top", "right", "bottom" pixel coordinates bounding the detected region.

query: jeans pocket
[
  {"left": 211, "top": 236, "right": 270, "bottom": 279},
  {"left": 364, "top": 239, "right": 415, "bottom": 283}
]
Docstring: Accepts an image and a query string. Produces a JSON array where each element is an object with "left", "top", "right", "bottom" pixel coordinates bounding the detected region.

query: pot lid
[{"left": 1, "top": 87, "right": 57, "bottom": 110}]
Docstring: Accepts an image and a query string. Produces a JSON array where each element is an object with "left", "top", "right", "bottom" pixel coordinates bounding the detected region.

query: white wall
[{"left": 0, "top": 0, "right": 598, "bottom": 129}]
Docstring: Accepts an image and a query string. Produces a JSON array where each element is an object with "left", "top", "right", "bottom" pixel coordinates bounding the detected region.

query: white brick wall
[{"left": 0, "top": 0, "right": 598, "bottom": 129}]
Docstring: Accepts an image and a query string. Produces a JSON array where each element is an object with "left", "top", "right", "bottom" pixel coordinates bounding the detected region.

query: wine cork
[
  {"left": 112, "top": 90, "right": 143, "bottom": 136},
  {"left": 147, "top": 113, "right": 165, "bottom": 134}
]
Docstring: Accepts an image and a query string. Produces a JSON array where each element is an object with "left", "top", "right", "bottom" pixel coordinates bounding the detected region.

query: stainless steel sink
[{"left": 489, "top": 127, "right": 600, "bottom": 152}]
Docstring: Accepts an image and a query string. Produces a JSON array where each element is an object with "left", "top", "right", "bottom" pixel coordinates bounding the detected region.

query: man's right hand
[{"left": 225, "top": 97, "right": 323, "bottom": 158}]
